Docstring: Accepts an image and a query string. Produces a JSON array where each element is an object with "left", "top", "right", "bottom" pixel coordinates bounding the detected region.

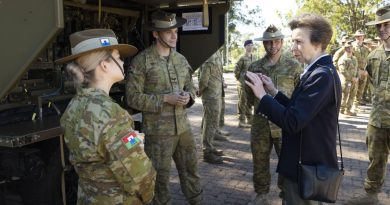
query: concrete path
[{"left": 168, "top": 73, "right": 390, "bottom": 205}]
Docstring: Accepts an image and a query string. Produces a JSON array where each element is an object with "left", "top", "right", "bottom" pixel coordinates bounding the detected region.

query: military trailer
[{"left": 0, "top": 0, "right": 229, "bottom": 204}]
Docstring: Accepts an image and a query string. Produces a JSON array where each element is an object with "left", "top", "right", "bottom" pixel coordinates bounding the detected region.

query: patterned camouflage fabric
[
  {"left": 333, "top": 47, "right": 345, "bottom": 69},
  {"left": 353, "top": 42, "right": 370, "bottom": 105},
  {"left": 198, "top": 52, "right": 223, "bottom": 153},
  {"left": 338, "top": 54, "right": 358, "bottom": 112},
  {"left": 126, "top": 44, "right": 202, "bottom": 205},
  {"left": 363, "top": 45, "right": 390, "bottom": 193},
  {"left": 234, "top": 54, "right": 257, "bottom": 123},
  {"left": 61, "top": 88, "right": 156, "bottom": 205},
  {"left": 245, "top": 53, "right": 302, "bottom": 194}
]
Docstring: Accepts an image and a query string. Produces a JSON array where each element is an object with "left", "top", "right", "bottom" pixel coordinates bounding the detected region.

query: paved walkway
[{"left": 168, "top": 73, "right": 390, "bottom": 205}]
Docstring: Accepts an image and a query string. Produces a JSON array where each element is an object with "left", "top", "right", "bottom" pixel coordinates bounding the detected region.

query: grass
[{"left": 223, "top": 64, "right": 235, "bottom": 73}]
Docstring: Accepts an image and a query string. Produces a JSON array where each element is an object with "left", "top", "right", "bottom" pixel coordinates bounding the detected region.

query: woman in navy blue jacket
[{"left": 246, "top": 13, "right": 342, "bottom": 205}]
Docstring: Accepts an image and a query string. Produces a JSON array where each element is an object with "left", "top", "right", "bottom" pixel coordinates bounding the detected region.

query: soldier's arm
[
  {"left": 198, "top": 63, "right": 211, "bottom": 95},
  {"left": 100, "top": 112, "right": 156, "bottom": 204},
  {"left": 126, "top": 56, "right": 164, "bottom": 112},
  {"left": 234, "top": 58, "right": 243, "bottom": 80},
  {"left": 353, "top": 58, "right": 359, "bottom": 78},
  {"left": 183, "top": 62, "right": 196, "bottom": 108},
  {"left": 337, "top": 59, "right": 349, "bottom": 79}
]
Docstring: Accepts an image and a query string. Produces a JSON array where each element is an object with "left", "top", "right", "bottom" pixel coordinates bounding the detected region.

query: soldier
[
  {"left": 234, "top": 39, "right": 257, "bottom": 128},
  {"left": 126, "top": 10, "right": 203, "bottom": 205},
  {"left": 57, "top": 29, "right": 156, "bottom": 204},
  {"left": 246, "top": 25, "right": 302, "bottom": 205},
  {"left": 352, "top": 30, "right": 370, "bottom": 107},
  {"left": 338, "top": 40, "right": 359, "bottom": 116},
  {"left": 345, "top": 5, "right": 390, "bottom": 205},
  {"left": 198, "top": 50, "right": 225, "bottom": 164}
]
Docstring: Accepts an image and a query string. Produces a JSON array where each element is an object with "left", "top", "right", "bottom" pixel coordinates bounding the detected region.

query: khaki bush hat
[
  {"left": 353, "top": 29, "right": 365, "bottom": 36},
  {"left": 55, "top": 29, "right": 137, "bottom": 64},
  {"left": 254, "top": 25, "right": 284, "bottom": 41},
  {"left": 344, "top": 39, "right": 354, "bottom": 48},
  {"left": 144, "top": 10, "right": 187, "bottom": 31},
  {"left": 366, "top": 5, "right": 390, "bottom": 26}
]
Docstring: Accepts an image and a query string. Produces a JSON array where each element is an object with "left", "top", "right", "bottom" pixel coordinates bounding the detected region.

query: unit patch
[{"left": 121, "top": 132, "right": 141, "bottom": 149}]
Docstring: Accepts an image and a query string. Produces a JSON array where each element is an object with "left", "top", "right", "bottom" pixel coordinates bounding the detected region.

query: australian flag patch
[
  {"left": 121, "top": 132, "right": 141, "bottom": 150},
  {"left": 100, "top": 38, "right": 111, "bottom": 46}
]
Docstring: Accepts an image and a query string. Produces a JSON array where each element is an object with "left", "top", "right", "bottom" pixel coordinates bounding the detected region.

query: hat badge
[{"left": 100, "top": 38, "right": 111, "bottom": 46}]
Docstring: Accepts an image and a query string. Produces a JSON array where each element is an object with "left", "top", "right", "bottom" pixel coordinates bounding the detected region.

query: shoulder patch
[{"left": 121, "top": 132, "right": 141, "bottom": 149}]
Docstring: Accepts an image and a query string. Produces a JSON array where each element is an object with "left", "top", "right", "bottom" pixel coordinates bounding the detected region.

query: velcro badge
[{"left": 121, "top": 131, "right": 141, "bottom": 150}]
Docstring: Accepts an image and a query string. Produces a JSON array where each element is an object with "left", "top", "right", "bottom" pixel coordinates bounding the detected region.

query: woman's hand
[
  {"left": 258, "top": 74, "right": 278, "bottom": 96},
  {"left": 245, "top": 71, "right": 267, "bottom": 100}
]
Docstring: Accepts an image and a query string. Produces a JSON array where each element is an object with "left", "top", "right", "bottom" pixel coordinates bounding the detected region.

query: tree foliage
[
  {"left": 295, "top": 0, "right": 382, "bottom": 48},
  {"left": 227, "top": 1, "right": 264, "bottom": 62}
]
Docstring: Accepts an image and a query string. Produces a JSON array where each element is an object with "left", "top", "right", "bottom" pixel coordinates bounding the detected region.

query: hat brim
[
  {"left": 353, "top": 34, "right": 365, "bottom": 36},
  {"left": 144, "top": 17, "right": 187, "bottom": 31},
  {"left": 366, "top": 18, "right": 390, "bottom": 26},
  {"left": 55, "top": 44, "right": 137, "bottom": 64},
  {"left": 254, "top": 35, "right": 285, "bottom": 41}
]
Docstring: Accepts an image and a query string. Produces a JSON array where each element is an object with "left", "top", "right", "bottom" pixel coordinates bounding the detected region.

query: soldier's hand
[
  {"left": 352, "top": 77, "right": 359, "bottom": 83},
  {"left": 163, "top": 93, "right": 181, "bottom": 105},
  {"left": 259, "top": 74, "right": 277, "bottom": 95},
  {"left": 178, "top": 92, "right": 190, "bottom": 106}
]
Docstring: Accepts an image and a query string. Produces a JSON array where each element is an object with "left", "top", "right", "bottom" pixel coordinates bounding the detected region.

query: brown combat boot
[
  {"left": 203, "top": 152, "right": 223, "bottom": 164},
  {"left": 344, "top": 192, "right": 379, "bottom": 205}
]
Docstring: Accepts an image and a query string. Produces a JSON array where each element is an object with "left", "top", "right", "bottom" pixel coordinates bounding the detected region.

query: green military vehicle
[{"left": 0, "top": 0, "right": 229, "bottom": 204}]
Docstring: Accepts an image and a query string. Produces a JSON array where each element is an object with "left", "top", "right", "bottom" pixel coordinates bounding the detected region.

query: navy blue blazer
[{"left": 256, "top": 55, "right": 342, "bottom": 182}]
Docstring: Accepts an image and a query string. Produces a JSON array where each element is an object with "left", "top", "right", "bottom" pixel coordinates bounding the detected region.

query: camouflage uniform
[
  {"left": 333, "top": 47, "right": 345, "bottom": 70},
  {"left": 246, "top": 54, "right": 302, "bottom": 194},
  {"left": 198, "top": 52, "right": 223, "bottom": 155},
  {"left": 338, "top": 53, "right": 358, "bottom": 113},
  {"left": 353, "top": 42, "right": 370, "bottom": 105},
  {"left": 363, "top": 44, "right": 390, "bottom": 194},
  {"left": 126, "top": 44, "right": 202, "bottom": 205},
  {"left": 61, "top": 88, "right": 156, "bottom": 205},
  {"left": 234, "top": 54, "right": 257, "bottom": 124}
]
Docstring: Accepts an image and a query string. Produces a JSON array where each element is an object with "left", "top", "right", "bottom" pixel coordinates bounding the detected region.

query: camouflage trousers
[
  {"left": 354, "top": 71, "right": 368, "bottom": 105},
  {"left": 219, "top": 96, "right": 225, "bottom": 127},
  {"left": 364, "top": 124, "right": 390, "bottom": 193},
  {"left": 341, "top": 79, "right": 358, "bottom": 111},
  {"left": 202, "top": 98, "right": 221, "bottom": 153},
  {"left": 144, "top": 130, "right": 203, "bottom": 205},
  {"left": 250, "top": 116, "right": 283, "bottom": 194},
  {"left": 76, "top": 181, "right": 143, "bottom": 205},
  {"left": 237, "top": 86, "right": 252, "bottom": 122}
]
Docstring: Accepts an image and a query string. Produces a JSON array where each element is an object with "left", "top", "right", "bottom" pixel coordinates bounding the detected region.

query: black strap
[{"left": 299, "top": 67, "right": 344, "bottom": 171}]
